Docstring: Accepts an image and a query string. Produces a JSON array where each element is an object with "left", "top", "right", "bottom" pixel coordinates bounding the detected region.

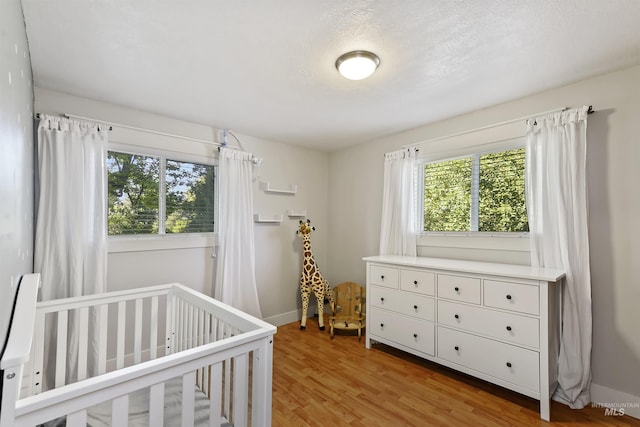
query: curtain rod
[
  {"left": 35, "top": 112, "right": 113, "bottom": 131},
  {"left": 65, "top": 113, "right": 219, "bottom": 145},
  {"left": 41, "top": 113, "right": 220, "bottom": 146},
  {"left": 402, "top": 105, "right": 594, "bottom": 149}
]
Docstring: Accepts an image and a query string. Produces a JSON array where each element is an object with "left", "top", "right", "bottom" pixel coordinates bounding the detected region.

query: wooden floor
[{"left": 272, "top": 319, "right": 640, "bottom": 426}]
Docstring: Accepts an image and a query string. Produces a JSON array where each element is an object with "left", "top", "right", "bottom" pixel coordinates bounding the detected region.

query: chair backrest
[{"left": 331, "top": 282, "right": 365, "bottom": 319}]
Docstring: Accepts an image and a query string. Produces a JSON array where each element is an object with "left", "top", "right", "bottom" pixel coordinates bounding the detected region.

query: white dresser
[{"left": 363, "top": 255, "right": 565, "bottom": 421}]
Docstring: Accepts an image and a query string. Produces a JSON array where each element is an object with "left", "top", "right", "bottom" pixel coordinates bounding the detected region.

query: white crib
[{"left": 0, "top": 274, "right": 276, "bottom": 427}]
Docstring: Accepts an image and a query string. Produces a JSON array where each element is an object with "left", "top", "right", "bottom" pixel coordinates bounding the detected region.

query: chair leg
[{"left": 330, "top": 320, "right": 334, "bottom": 339}]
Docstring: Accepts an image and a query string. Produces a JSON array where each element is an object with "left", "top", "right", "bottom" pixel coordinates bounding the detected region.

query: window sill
[
  {"left": 108, "top": 233, "right": 217, "bottom": 253},
  {"left": 417, "top": 232, "right": 529, "bottom": 251},
  {"left": 419, "top": 231, "right": 529, "bottom": 238}
]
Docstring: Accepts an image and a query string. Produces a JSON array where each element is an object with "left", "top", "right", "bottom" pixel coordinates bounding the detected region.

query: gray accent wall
[{"left": 0, "top": 0, "right": 35, "bottom": 350}]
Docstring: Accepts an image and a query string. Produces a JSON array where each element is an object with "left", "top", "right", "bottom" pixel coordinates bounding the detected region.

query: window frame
[
  {"left": 107, "top": 142, "right": 218, "bottom": 253},
  {"left": 417, "top": 139, "right": 529, "bottom": 238}
]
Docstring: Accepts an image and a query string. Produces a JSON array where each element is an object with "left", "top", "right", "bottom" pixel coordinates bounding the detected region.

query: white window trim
[
  {"left": 108, "top": 233, "right": 217, "bottom": 253},
  {"left": 107, "top": 142, "right": 218, "bottom": 253}
]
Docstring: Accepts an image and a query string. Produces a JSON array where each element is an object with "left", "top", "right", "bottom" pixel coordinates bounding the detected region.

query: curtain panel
[
  {"left": 525, "top": 106, "right": 592, "bottom": 408},
  {"left": 215, "top": 147, "right": 262, "bottom": 318},
  {"left": 34, "top": 114, "right": 108, "bottom": 384},
  {"left": 379, "top": 147, "right": 418, "bottom": 256}
]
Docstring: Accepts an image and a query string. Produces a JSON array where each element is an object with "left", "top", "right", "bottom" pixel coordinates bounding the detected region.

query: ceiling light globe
[{"left": 336, "top": 51, "right": 380, "bottom": 80}]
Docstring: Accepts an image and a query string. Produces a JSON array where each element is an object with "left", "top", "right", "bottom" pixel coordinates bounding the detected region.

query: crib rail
[
  {"left": 1, "top": 280, "right": 276, "bottom": 427},
  {"left": 1, "top": 274, "right": 40, "bottom": 427}
]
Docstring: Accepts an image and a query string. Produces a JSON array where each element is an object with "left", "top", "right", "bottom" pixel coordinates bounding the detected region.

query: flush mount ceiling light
[{"left": 335, "top": 50, "right": 380, "bottom": 80}]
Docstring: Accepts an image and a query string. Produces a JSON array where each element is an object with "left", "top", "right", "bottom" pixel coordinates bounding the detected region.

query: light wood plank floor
[{"left": 272, "top": 319, "right": 640, "bottom": 426}]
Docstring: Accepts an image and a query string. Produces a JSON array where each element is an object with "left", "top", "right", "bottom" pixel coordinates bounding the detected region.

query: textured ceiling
[{"left": 21, "top": 0, "right": 640, "bottom": 151}]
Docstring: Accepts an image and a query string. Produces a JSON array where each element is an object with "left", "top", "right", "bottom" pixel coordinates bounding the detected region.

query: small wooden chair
[{"left": 327, "top": 282, "right": 366, "bottom": 340}]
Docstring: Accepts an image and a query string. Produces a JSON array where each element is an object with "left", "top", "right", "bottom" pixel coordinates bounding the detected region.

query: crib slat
[
  {"left": 223, "top": 358, "right": 231, "bottom": 419},
  {"left": 165, "top": 290, "right": 174, "bottom": 355},
  {"left": 197, "top": 308, "right": 203, "bottom": 348},
  {"left": 134, "top": 298, "right": 143, "bottom": 364},
  {"left": 66, "top": 410, "right": 87, "bottom": 427},
  {"left": 182, "top": 371, "right": 196, "bottom": 427},
  {"left": 77, "top": 307, "right": 89, "bottom": 381},
  {"left": 175, "top": 299, "right": 181, "bottom": 352},
  {"left": 209, "top": 316, "right": 217, "bottom": 344},
  {"left": 209, "top": 362, "right": 222, "bottom": 427},
  {"left": 149, "top": 382, "right": 165, "bottom": 426},
  {"left": 31, "top": 311, "right": 45, "bottom": 394},
  {"left": 223, "top": 324, "right": 231, "bottom": 419},
  {"left": 112, "top": 394, "right": 129, "bottom": 425},
  {"left": 182, "top": 300, "right": 187, "bottom": 351},
  {"left": 202, "top": 313, "right": 211, "bottom": 395},
  {"left": 232, "top": 353, "right": 249, "bottom": 427},
  {"left": 252, "top": 338, "right": 274, "bottom": 424},
  {"left": 150, "top": 296, "right": 158, "bottom": 360},
  {"left": 55, "top": 311, "right": 68, "bottom": 388},
  {"left": 116, "top": 301, "right": 126, "bottom": 369},
  {"left": 187, "top": 304, "right": 194, "bottom": 349},
  {"left": 174, "top": 299, "right": 180, "bottom": 352},
  {"left": 97, "top": 304, "right": 108, "bottom": 374}
]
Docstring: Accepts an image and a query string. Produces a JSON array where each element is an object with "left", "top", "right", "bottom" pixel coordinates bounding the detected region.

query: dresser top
[{"left": 363, "top": 255, "right": 565, "bottom": 282}]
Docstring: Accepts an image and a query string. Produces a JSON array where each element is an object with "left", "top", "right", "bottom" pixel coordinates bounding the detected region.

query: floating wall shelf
[
  {"left": 260, "top": 181, "right": 297, "bottom": 195},
  {"left": 253, "top": 214, "right": 283, "bottom": 223},
  {"left": 287, "top": 209, "right": 307, "bottom": 218}
]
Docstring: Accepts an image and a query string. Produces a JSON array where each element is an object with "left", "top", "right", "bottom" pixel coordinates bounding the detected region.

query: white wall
[
  {"left": 240, "top": 134, "right": 329, "bottom": 324},
  {"left": 0, "top": 0, "right": 34, "bottom": 351},
  {"left": 328, "top": 65, "right": 640, "bottom": 409},
  {"left": 34, "top": 87, "right": 329, "bottom": 325}
]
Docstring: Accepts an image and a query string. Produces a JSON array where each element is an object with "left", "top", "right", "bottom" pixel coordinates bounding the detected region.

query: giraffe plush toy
[{"left": 297, "top": 219, "right": 334, "bottom": 330}]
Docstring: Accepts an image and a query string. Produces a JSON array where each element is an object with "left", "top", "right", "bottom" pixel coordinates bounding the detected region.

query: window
[
  {"left": 422, "top": 147, "right": 528, "bottom": 233},
  {"left": 107, "top": 151, "right": 215, "bottom": 236}
]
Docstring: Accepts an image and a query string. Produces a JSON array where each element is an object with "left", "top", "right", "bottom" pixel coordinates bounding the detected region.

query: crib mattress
[{"left": 42, "top": 378, "right": 231, "bottom": 427}]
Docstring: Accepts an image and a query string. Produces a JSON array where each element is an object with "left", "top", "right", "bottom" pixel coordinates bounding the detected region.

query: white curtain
[
  {"left": 34, "top": 115, "right": 108, "bottom": 384},
  {"left": 379, "top": 147, "right": 417, "bottom": 256},
  {"left": 215, "top": 147, "right": 262, "bottom": 318},
  {"left": 525, "top": 106, "right": 592, "bottom": 408}
]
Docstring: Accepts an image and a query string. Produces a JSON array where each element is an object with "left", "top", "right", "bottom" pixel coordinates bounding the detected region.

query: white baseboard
[
  {"left": 591, "top": 382, "right": 640, "bottom": 420},
  {"left": 262, "top": 309, "right": 302, "bottom": 327}
]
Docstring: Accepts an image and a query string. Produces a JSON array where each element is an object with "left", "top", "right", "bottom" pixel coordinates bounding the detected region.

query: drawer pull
[
  {"left": 506, "top": 362, "right": 512, "bottom": 368},
  {"left": 454, "top": 286, "right": 460, "bottom": 292},
  {"left": 413, "top": 305, "right": 418, "bottom": 310},
  {"left": 454, "top": 314, "right": 459, "bottom": 319},
  {"left": 380, "top": 297, "right": 385, "bottom": 302},
  {"left": 413, "top": 280, "right": 418, "bottom": 286},
  {"left": 506, "top": 325, "right": 512, "bottom": 331},
  {"left": 454, "top": 346, "right": 459, "bottom": 351},
  {"left": 381, "top": 275, "right": 385, "bottom": 279},
  {"left": 506, "top": 294, "right": 512, "bottom": 300},
  {"left": 413, "top": 333, "right": 418, "bottom": 338},
  {"left": 380, "top": 323, "right": 384, "bottom": 328}
]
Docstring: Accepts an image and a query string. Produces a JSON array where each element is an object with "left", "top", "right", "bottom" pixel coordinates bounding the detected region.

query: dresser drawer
[
  {"left": 370, "top": 286, "right": 435, "bottom": 321},
  {"left": 437, "top": 327, "right": 539, "bottom": 392},
  {"left": 484, "top": 280, "right": 539, "bottom": 315},
  {"left": 369, "top": 265, "right": 399, "bottom": 289},
  {"left": 437, "top": 300, "right": 540, "bottom": 348},
  {"left": 400, "top": 269, "right": 435, "bottom": 296},
  {"left": 370, "top": 308, "right": 435, "bottom": 356},
  {"left": 437, "top": 274, "right": 481, "bottom": 304}
]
